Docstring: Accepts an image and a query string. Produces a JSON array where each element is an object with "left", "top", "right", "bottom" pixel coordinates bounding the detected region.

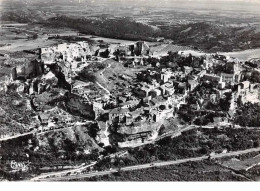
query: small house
[{"left": 38, "top": 113, "right": 50, "bottom": 125}]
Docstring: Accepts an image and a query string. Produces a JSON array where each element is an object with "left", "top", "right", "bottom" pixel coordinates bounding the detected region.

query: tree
[
  {"left": 100, "top": 49, "right": 110, "bottom": 58},
  {"left": 78, "top": 70, "right": 97, "bottom": 83},
  {"left": 250, "top": 71, "right": 260, "bottom": 83},
  {"left": 63, "top": 138, "right": 77, "bottom": 153},
  {"left": 88, "top": 123, "right": 99, "bottom": 138}
]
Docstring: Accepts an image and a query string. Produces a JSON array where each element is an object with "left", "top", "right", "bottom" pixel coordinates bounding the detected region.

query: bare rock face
[
  {"left": 33, "top": 88, "right": 68, "bottom": 111},
  {"left": 32, "top": 60, "right": 43, "bottom": 76},
  {"left": 16, "top": 82, "right": 25, "bottom": 93},
  {"left": 117, "top": 121, "right": 161, "bottom": 135},
  {"left": 96, "top": 121, "right": 110, "bottom": 146},
  {"left": 14, "top": 60, "right": 43, "bottom": 79},
  {"left": 66, "top": 94, "right": 95, "bottom": 120},
  {"left": 12, "top": 99, "right": 23, "bottom": 106},
  {"left": 0, "top": 107, "right": 5, "bottom": 117},
  {"left": 41, "top": 52, "right": 56, "bottom": 64},
  {"left": 24, "top": 62, "right": 36, "bottom": 77},
  {"left": 89, "top": 45, "right": 100, "bottom": 55},
  {"left": 42, "top": 71, "right": 58, "bottom": 87}
]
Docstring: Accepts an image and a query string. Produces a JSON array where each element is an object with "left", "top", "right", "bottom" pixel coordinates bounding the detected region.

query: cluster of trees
[
  {"left": 179, "top": 83, "right": 231, "bottom": 125},
  {"left": 179, "top": 109, "right": 226, "bottom": 126},
  {"left": 219, "top": 92, "right": 232, "bottom": 111},
  {"left": 77, "top": 69, "right": 97, "bottom": 83},
  {"left": 159, "top": 52, "right": 204, "bottom": 69},
  {"left": 194, "top": 114, "right": 214, "bottom": 126},
  {"left": 242, "top": 70, "right": 260, "bottom": 83},
  {"left": 77, "top": 62, "right": 108, "bottom": 83},
  {"left": 93, "top": 127, "right": 260, "bottom": 173},
  {"left": 245, "top": 61, "right": 258, "bottom": 68},
  {"left": 234, "top": 103, "right": 260, "bottom": 127},
  {"left": 85, "top": 127, "right": 260, "bottom": 180},
  {"left": 46, "top": 16, "right": 158, "bottom": 42},
  {"left": 2, "top": 126, "right": 260, "bottom": 180},
  {"left": 83, "top": 160, "right": 246, "bottom": 181},
  {"left": 159, "top": 21, "right": 260, "bottom": 52},
  {"left": 250, "top": 71, "right": 260, "bottom": 83}
]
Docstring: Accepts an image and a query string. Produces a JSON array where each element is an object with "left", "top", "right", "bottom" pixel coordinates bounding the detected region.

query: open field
[
  {"left": 220, "top": 49, "right": 260, "bottom": 61},
  {"left": 0, "top": 23, "right": 78, "bottom": 53},
  {"left": 82, "top": 35, "right": 136, "bottom": 45},
  {"left": 0, "top": 37, "right": 56, "bottom": 52},
  {"left": 81, "top": 58, "right": 148, "bottom": 96},
  {"left": 221, "top": 154, "right": 260, "bottom": 171},
  {"left": 150, "top": 44, "right": 193, "bottom": 56},
  {"left": 1, "top": 0, "right": 260, "bottom": 52}
]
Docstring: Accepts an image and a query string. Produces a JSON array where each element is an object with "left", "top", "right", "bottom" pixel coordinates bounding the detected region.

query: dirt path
[
  {"left": 0, "top": 121, "right": 95, "bottom": 142},
  {"left": 100, "top": 63, "right": 111, "bottom": 83},
  {"left": 96, "top": 81, "right": 110, "bottom": 95}
]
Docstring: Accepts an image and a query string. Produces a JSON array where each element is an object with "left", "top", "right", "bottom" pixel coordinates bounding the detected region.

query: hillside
[
  {"left": 1, "top": 3, "right": 260, "bottom": 52},
  {"left": 160, "top": 22, "right": 260, "bottom": 52},
  {"left": 2, "top": 10, "right": 260, "bottom": 52}
]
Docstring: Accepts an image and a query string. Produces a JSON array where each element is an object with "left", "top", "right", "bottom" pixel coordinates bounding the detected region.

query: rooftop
[
  {"left": 150, "top": 96, "right": 167, "bottom": 105},
  {"left": 39, "top": 113, "right": 50, "bottom": 120},
  {"left": 110, "top": 107, "right": 129, "bottom": 114}
]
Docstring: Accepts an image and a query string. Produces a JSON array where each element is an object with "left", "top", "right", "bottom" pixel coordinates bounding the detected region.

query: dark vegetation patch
[
  {"left": 92, "top": 128, "right": 260, "bottom": 172},
  {"left": 234, "top": 103, "right": 260, "bottom": 127},
  {"left": 0, "top": 131, "right": 101, "bottom": 180},
  {"left": 45, "top": 16, "right": 158, "bottom": 42},
  {"left": 82, "top": 160, "right": 247, "bottom": 181}
]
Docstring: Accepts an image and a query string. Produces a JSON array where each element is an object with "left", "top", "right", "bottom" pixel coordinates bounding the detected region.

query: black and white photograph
[{"left": 0, "top": 0, "right": 260, "bottom": 182}]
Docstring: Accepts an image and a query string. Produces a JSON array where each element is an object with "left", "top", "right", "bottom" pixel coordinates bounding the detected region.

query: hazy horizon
[
  {"left": 1, "top": 0, "right": 260, "bottom": 13},
  {"left": 1, "top": 0, "right": 260, "bottom": 5}
]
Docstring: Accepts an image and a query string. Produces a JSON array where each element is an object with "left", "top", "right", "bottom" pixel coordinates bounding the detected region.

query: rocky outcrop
[
  {"left": 15, "top": 60, "right": 43, "bottom": 79},
  {"left": 36, "top": 125, "right": 103, "bottom": 160},
  {"left": 33, "top": 88, "right": 69, "bottom": 111},
  {"left": 117, "top": 121, "right": 161, "bottom": 135},
  {"left": 66, "top": 94, "right": 95, "bottom": 120},
  {"left": 96, "top": 121, "right": 110, "bottom": 146},
  {"left": 42, "top": 71, "right": 58, "bottom": 87}
]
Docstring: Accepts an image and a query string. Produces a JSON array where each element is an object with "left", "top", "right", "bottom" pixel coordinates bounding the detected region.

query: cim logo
[{"left": 10, "top": 160, "right": 31, "bottom": 171}]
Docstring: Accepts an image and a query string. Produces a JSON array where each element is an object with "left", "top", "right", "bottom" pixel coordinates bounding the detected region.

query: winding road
[
  {"left": 0, "top": 121, "right": 95, "bottom": 142},
  {"left": 0, "top": 132, "right": 34, "bottom": 142},
  {"left": 35, "top": 146, "right": 260, "bottom": 181},
  {"left": 31, "top": 162, "right": 97, "bottom": 181}
]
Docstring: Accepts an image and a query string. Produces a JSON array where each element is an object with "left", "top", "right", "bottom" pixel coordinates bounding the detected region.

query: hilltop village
[{"left": 0, "top": 39, "right": 260, "bottom": 150}]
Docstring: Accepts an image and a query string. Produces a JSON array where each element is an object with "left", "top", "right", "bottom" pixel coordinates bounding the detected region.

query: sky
[
  {"left": 1, "top": 0, "right": 260, "bottom": 3},
  {"left": 1, "top": 0, "right": 259, "bottom": 11}
]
